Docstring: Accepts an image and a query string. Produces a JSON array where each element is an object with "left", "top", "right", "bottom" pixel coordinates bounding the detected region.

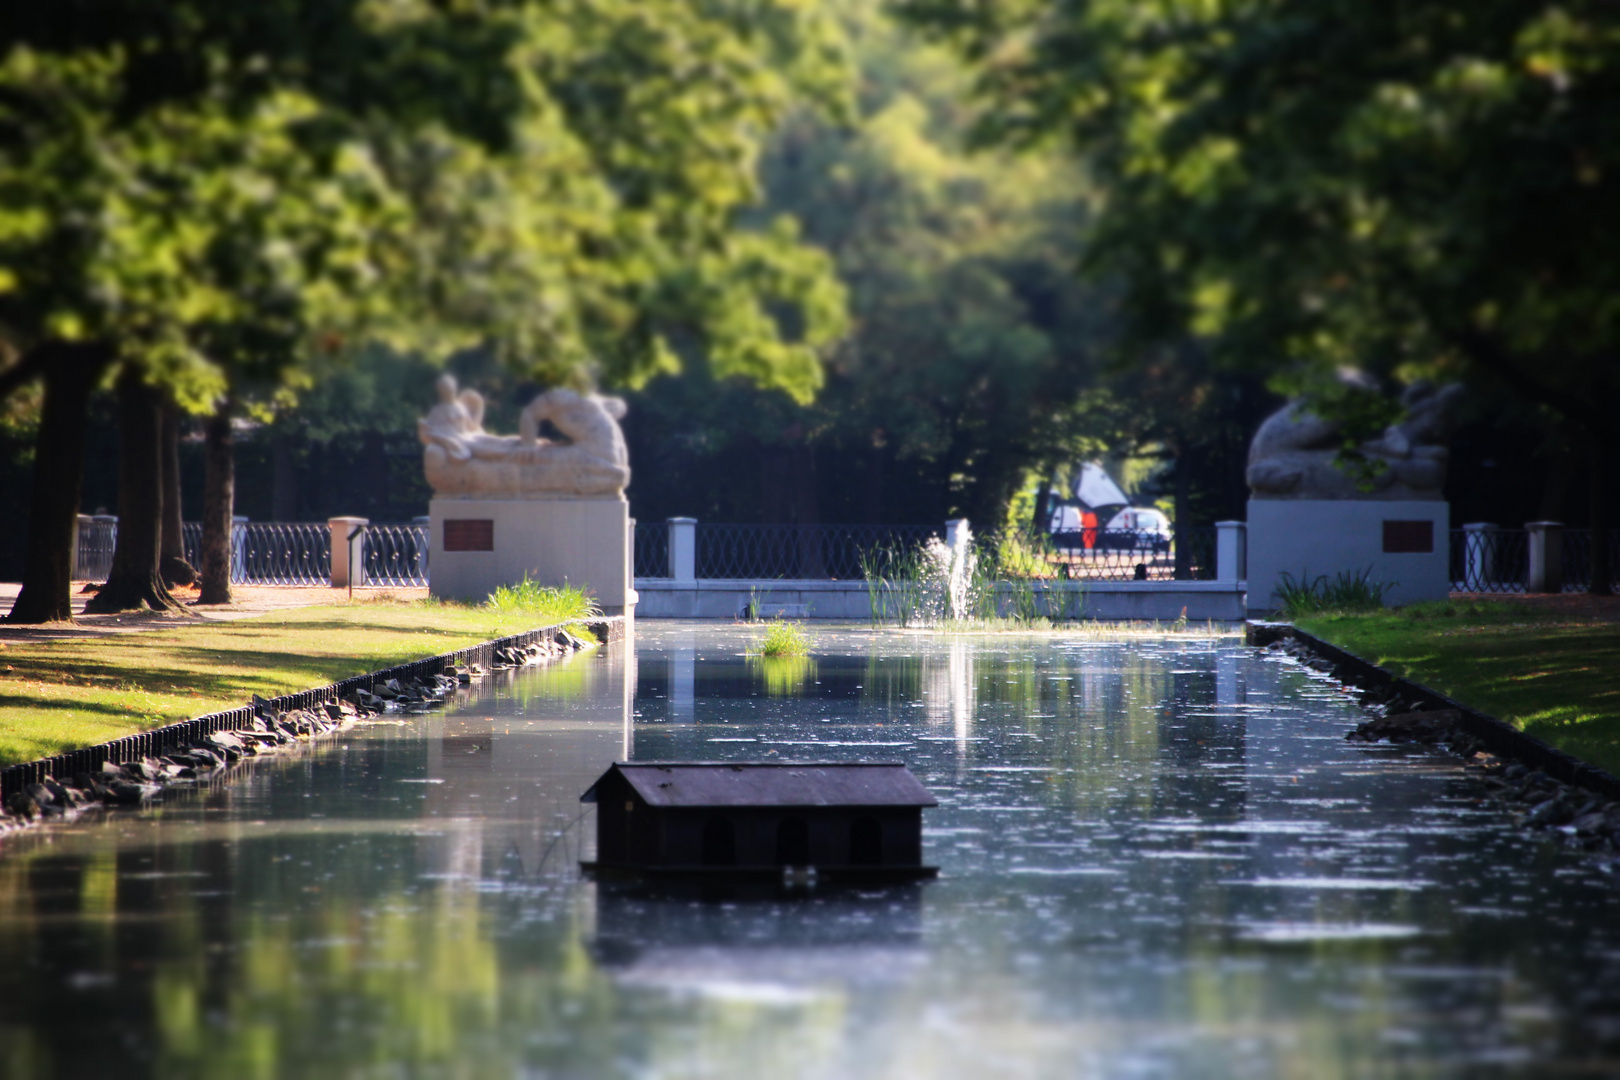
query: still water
[{"left": 2, "top": 623, "right": 1619, "bottom": 1078}]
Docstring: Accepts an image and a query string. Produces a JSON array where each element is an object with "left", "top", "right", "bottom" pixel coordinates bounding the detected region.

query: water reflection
[{"left": 0, "top": 625, "right": 1618, "bottom": 1077}]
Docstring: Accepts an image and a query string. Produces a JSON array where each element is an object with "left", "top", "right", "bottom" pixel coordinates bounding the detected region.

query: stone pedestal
[
  {"left": 1246, "top": 499, "right": 1449, "bottom": 614},
  {"left": 429, "top": 496, "right": 636, "bottom": 615}
]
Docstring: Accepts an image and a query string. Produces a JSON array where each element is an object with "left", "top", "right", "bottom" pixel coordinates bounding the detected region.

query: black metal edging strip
[
  {"left": 0, "top": 617, "right": 624, "bottom": 801},
  {"left": 1247, "top": 621, "right": 1620, "bottom": 802}
]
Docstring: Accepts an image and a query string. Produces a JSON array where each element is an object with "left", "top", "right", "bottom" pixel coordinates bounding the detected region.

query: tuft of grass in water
[
  {"left": 1275, "top": 567, "right": 1394, "bottom": 617},
  {"left": 483, "top": 577, "right": 601, "bottom": 622},
  {"left": 758, "top": 619, "right": 813, "bottom": 657}
]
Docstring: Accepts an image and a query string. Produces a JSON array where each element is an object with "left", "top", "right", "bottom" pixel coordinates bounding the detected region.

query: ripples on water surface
[{"left": 2, "top": 623, "right": 1619, "bottom": 1078}]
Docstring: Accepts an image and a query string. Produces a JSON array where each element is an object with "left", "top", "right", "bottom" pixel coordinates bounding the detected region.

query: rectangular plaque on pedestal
[{"left": 443, "top": 519, "right": 494, "bottom": 552}]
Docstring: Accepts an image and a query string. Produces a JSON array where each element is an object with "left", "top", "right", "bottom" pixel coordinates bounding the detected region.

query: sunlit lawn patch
[
  {"left": 0, "top": 595, "right": 591, "bottom": 766},
  {"left": 1297, "top": 600, "right": 1620, "bottom": 775}
]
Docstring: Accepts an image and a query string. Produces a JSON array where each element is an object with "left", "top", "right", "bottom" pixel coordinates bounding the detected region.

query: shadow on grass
[{"left": 1302, "top": 607, "right": 1620, "bottom": 776}]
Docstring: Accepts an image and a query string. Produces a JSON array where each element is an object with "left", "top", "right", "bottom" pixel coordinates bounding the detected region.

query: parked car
[{"left": 1094, "top": 507, "right": 1172, "bottom": 553}]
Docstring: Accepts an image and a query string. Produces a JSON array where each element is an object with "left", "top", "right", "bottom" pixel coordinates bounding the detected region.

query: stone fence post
[
  {"left": 1463, "top": 522, "right": 1500, "bottom": 589},
  {"left": 72, "top": 514, "right": 91, "bottom": 579},
  {"left": 412, "top": 515, "right": 431, "bottom": 581},
  {"left": 230, "top": 516, "right": 249, "bottom": 583},
  {"left": 668, "top": 517, "right": 697, "bottom": 582},
  {"left": 329, "top": 516, "right": 369, "bottom": 588},
  {"left": 1216, "top": 521, "right": 1247, "bottom": 584},
  {"left": 1526, "top": 521, "right": 1564, "bottom": 594}
]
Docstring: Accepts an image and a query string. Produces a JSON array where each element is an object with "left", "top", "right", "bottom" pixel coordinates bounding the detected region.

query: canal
[{"left": 1, "top": 623, "right": 1617, "bottom": 1077}]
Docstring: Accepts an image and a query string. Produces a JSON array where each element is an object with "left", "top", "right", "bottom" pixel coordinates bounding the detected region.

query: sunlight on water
[{"left": 0, "top": 623, "right": 1618, "bottom": 1078}]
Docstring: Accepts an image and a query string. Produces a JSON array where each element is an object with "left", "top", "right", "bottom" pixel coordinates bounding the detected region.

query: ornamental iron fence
[
  {"left": 1449, "top": 527, "right": 1529, "bottom": 594},
  {"left": 696, "top": 523, "right": 939, "bottom": 580},
  {"left": 233, "top": 521, "right": 331, "bottom": 585},
  {"left": 363, "top": 522, "right": 431, "bottom": 587},
  {"left": 1561, "top": 529, "right": 1620, "bottom": 594},
  {"left": 634, "top": 521, "right": 671, "bottom": 579},
  {"left": 1046, "top": 526, "right": 1216, "bottom": 581}
]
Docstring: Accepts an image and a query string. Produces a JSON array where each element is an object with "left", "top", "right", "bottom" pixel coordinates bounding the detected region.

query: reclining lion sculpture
[
  {"left": 419, "top": 375, "right": 630, "bottom": 498},
  {"left": 1247, "top": 381, "right": 1462, "bottom": 500}
]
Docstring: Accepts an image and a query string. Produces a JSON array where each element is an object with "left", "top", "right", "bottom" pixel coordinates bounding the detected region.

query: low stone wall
[
  {"left": 633, "top": 579, "right": 1248, "bottom": 621},
  {"left": 1247, "top": 620, "right": 1620, "bottom": 800},
  {"left": 0, "top": 617, "right": 625, "bottom": 802}
]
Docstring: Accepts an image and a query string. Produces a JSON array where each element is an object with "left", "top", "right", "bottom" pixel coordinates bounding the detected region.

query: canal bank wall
[
  {"left": 1248, "top": 620, "right": 1620, "bottom": 802},
  {"left": 635, "top": 579, "right": 1248, "bottom": 621},
  {"left": 0, "top": 616, "right": 626, "bottom": 803}
]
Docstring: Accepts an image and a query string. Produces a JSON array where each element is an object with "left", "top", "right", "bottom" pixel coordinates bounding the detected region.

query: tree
[
  {"left": 624, "top": 1, "right": 1123, "bottom": 528},
  {"left": 1, "top": 0, "right": 855, "bottom": 619},
  {"left": 900, "top": 0, "right": 1620, "bottom": 589}
]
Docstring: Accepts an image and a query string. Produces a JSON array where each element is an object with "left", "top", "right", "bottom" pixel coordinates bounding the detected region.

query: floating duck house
[{"left": 580, "top": 762, "right": 938, "bottom": 882}]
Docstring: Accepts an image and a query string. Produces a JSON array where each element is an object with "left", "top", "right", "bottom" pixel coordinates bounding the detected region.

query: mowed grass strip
[
  {"left": 0, "top": 599, "right": 578, "bottom": 766},
  {"left": 1298, "top": 600, "right": 1620, "bottom": 776}
]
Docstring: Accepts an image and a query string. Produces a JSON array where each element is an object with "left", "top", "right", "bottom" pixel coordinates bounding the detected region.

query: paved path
[{"left": 0, "top": 582, "right": 429, "bottom": 640}]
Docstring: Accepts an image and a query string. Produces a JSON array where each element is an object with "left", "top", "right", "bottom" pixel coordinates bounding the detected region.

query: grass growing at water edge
[
  {"left": 484, "top": 577, "right": 600, "bottom": 623},
  {"left": 1276, "top": 567, "right": 1394, "bottom": 617}
]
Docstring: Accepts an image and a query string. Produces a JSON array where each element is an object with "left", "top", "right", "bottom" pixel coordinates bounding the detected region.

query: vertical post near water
[
  {"left": 1216, "top": 521, "right": 1247, "bottom": 584},
  {"left": 669, "top": 517, "right": 697, "bottom": 583},
  {"left": 1526, "top": 521, "right": 1564, "bottom": 594},
  {"left": 329, "top": 517, "right": 369, "bottom": 589}
]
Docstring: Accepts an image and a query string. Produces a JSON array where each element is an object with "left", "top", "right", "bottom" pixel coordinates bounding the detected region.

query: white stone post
[
  {"left": 230, "top": 515, "right": 248, "bottom": 583},
  {"left": 1526, "top": 521, "right": 1564, "bottom": 594},
  {"left": 668, "top": 517, "right": 697, "bottom": 583},
  {"left": 1216, "top": 521, "right": 1247, "bottom": 584},
  {"left": 1463, "top": 522, "right": 1499, "bottom": 590},
  {"left": 72, "top": 514, "right": 91, "bottom": 579},
  {"left": 329, "top": 516, "right": 369, "bottom": 589},
  {"left": 412, "top": 515, "right": 431, "bottom": 582}
]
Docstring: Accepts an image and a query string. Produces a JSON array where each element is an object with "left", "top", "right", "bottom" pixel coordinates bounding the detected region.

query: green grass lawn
[
  {"left": 0, "top": 597, "right": 589, "bottom": 767},
  {"left": 1297, "top": 599, "right": 1620, "bottom": 775}
]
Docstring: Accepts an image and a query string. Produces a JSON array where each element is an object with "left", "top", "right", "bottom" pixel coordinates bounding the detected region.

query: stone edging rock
[
  {"left": 1248, "top": 620, "right": 1620, "bottom": 854},
  {"left": 0, "top": 617, "right": 623, "bottom": 836}
]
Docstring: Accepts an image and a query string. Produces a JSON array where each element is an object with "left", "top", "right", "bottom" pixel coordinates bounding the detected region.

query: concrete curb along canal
[
  {"left": 1249, "top": 620, "right": 1620, "bottom": 859},
  {"left": 0, "top": 617, "right": 625, "bottom": 837}
]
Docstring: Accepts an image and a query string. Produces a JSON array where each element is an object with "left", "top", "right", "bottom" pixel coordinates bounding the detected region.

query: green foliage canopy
[
  {"left": 0, "top": 0, "right": 853, "bottom": 405},
  {"left": 897, "top": 0, "right": 1620, "bottom": 438}
]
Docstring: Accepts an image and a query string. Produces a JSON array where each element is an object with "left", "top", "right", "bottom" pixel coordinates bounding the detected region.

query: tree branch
[{"left": 1448, "top": 329, "right": 1610, "bottom": 438}]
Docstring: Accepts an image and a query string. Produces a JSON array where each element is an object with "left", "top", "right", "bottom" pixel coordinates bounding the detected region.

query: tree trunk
[
  {"left": 159, "top": 398, "right": 197, "bottom": 587},
  {"left": 1590, "top": 433, "right": 1612, "bottom": 597},
  {"left": 199, "top": 398, "right": 235, "bottom": 605},
  {"left": 1032, "top": 477, "right": 1052, "bottom": 535},
  {"left": 84, "top": 366, "right": 189, "bottom": 615},
  {"left": 5, "top": 343, "right": 113, "bottom": 624}
]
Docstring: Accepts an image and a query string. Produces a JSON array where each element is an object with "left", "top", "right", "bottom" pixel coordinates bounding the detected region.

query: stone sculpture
[
  {"left": 419, "top": 374, "right": 631, "bottom": 498},
  {"left": 1246, "top": 381, "right": 1463, "bottom": 500}
]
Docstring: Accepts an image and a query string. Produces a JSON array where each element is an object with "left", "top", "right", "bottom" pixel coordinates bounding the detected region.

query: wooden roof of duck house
[{"left": 580, "top": 762, "right": 938, "bottom": 884}]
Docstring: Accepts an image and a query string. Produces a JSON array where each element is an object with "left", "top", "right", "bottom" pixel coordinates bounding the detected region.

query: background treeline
[{"left": 4, "top": 1, "right": 1615, "bottom": 591}]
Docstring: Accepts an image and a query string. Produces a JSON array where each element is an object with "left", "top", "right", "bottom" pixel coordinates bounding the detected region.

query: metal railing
[
  {"left": 1562, "top": 529, "right": 1620, "bottom": 594},
  {"left": 234, "top": 522, "right": 331, "bottom": 585},
  {"left": 75, "top": 517, "right": 118, "bottom": 581},
  {"left": 1450, "top": 528, "right": 1529, "bottom": 594},
  {"left": 634, "top": 522, "right": 670, "bottom": 579},
  {"left": 1044, "top": 526, "right": 1216, "bottom": 581},
  {"left": 696, "top": 523, "right": 939, "bottom": 580},
  {"left": 363, "top": 522, "right": 431, "bottom": 587},
  {"left": 1450, "top": 527, "right": 1620, "bottom": 594}
]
